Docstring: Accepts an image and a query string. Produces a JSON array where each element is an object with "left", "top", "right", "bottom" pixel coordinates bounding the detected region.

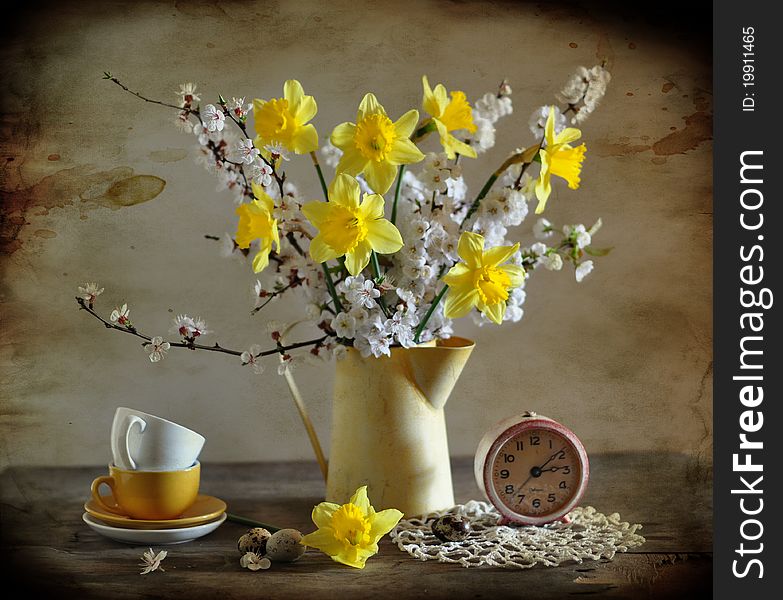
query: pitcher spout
[{"left": 405, "top": 337, "right": 475, "bottom": 410}]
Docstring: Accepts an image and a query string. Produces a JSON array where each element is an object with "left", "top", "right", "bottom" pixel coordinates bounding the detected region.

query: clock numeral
[
  {"left": 516, "top": 441, "right": 523, "bottom": 451},
  {"left": 532, "top": 498, "right": 541, "bottom": 508},
  {"left": 549, "top": 439, "right": 553, "bottom": 449},
  {"left": 516, "top": 494, "right": 526, "bottom": 502},
  {"left": 499, "top": 469, "right": 510, "bottom": 479},
  {"left": 555, "top": 450, "right": 566, "bottom": 460},
  {"left": 559, "top": 480, "right": 567, "bottom": 489},
  {"left": 562, "top": 466, "right": 571, "bottom": 474},
  {"left": 548, "top": 493, "right": 556, "bottom": 502},
  {"left": 503, "top": 453, "right": 515, "bottom": 463},
  {"left": 530, "top": 435, "right": 540, "bottom": 446},
  {"left": 505, "top": 484, "right": 514, "bottom": 494}
]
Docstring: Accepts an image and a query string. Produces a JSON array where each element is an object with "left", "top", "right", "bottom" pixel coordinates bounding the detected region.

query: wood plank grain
[{"left": 0, "top": 453, "right": 711, "bottom": 598}]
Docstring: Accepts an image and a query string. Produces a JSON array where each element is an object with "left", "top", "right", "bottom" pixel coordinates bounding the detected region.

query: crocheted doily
[{"left": 390, "top": 501, "right": 646, "bottom": 569}]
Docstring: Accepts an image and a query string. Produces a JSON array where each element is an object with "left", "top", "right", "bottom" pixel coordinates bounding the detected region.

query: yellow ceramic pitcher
[{"left": 326, "top": 337, "right": 474, "bottom": 517}]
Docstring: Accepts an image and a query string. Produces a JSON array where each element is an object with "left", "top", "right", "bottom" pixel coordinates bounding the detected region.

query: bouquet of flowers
[{"left": 78, "top": 65, "right": 611, "bottom": 372}]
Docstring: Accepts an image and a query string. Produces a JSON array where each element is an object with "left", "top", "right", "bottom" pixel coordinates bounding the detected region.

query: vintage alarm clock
[{"left": 474, "top": 412, "right": 589, "bottom": 525}]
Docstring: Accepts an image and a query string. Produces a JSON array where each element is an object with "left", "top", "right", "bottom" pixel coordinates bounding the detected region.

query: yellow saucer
[{"left": 84, "top": 494, "right": 227, "bottom": 530}]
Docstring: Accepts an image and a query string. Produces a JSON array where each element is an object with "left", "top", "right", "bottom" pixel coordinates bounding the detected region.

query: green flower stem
[
  {"left": 310, "top": 151, "right": 329, "bottom": 200},
  {"left": 413, "top": 285, "right": 449, "bottom": 343},
  {"left": 226, "top": 513, "right": 281, "bottom": 533},
  {"left": 461, "top": 172, "right": 498, "bottom": 226},
  {"left": 370, "top": 251, "right": 391, "bottom": 318},
  {"left": 310, "top": 151, "right": 344, "bottom": 313},
  {"left": 322, "top": 263, "right": 343, "bottom": 313},
  {"left": 390, "top": 165, "right": 406, "bottom": 224}
]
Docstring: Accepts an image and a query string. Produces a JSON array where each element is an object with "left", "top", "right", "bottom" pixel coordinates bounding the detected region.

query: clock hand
[
  {"left": 538, "top": 447, "right": 566, "bottom": 470},
  {"left": 540, "top": 466, "right": 563, "bottom": 473}
]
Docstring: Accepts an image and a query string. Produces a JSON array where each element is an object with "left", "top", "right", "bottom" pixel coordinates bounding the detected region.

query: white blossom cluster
[{"left": 555, "top": 65, "right": 611, "bottom": 125}]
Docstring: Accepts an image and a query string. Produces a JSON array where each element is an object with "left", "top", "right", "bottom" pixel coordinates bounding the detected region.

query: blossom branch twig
[{"left": 75, "top": 297, "right": 330, "bottom": 360}]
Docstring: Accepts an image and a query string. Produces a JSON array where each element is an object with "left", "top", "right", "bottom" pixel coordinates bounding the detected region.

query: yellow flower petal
[
  {"left": 311, "top": 502, "right": 341, "bottom": 529},
  {"left": 363, "top": 159, "right": 398, "bottom": 195},
  {"left": 393, "top": 109, "right": 419, "bottom": 139},
  {"left": 344, "top": 239, "right": 372, "bottom": 276},
  {"left": 291, "top": 123, "right": 319, "bottom": 154},
  {"left": 329, "top": 172, "right": 361, "bottom": 209},
  {"left": 388, "top": 138, "right": 425, "bottom": 165},
  {"left": 368, "top": 508, "right": 404, "bottom": 542},
  {"left": 252, "top": 244, "right": 271, "bottom": 273},
  {"left": 284, "top": 79, "right": 317, "bottom": 123},
  {"left": 331, "top": 122, "right": 357, "bottom": 149},
  {"left": 555, "top": 127, "right": 582, "bottom": 146},
  {"left": 301, "top": 201, "right": 332, "bottom": 228},
  {"left": 309, "top": 234, "right": 340, "bottom": 263},
  {"left": 335, "top": 147, "right": 368, "bottom": 177},
  {"left": 300, "top": 527, "right": 346, "bottom": 559},
  {"left": 421, "top": 75, "right": 448, "bottom": 118},
  {"left": 366, "top": 218, "right": 404, "bottom": 254},
  {"left": 443, "top": 287, "right": 480, "bottom": 319},
  {"left": 501, "top": 264, "right": 526, "bottom": 288},
  {"left": 359, "top": 193, "right": 385, "bottom": 220},
  {"left": 479, "top": 301, "right": 506, "bottom": 324},
  {"left": 358, "top": 92, "right": 385, "bottom": 121},
  {"left": 457, "top": 231, "right": 485, "bottom": 268},
  {"left": 483, "top": 242, "right": 520, "bottom": 268},
  {"left": 441, "top": 262, "right": 472, "bottom": 287},
  {"left": 349, "top": 485, "right": 371, "bottom": 515}
]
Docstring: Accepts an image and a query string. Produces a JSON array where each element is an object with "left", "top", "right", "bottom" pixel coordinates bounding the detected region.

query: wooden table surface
[{"left": 0, "top": 453, "right": 712, "bottom": 599}]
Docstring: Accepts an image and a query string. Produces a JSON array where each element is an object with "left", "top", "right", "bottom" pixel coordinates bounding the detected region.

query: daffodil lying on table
[
  {"left": 89, "top": 65, "right": 612, "bottom": 371},
  {"left": 300, "top": 486, "right": 403, "bottom": 569}
]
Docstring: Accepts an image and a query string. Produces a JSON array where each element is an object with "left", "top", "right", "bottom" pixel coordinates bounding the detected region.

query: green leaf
[{"left": 584, "top": 246, "right": 614, "bottom": 257}]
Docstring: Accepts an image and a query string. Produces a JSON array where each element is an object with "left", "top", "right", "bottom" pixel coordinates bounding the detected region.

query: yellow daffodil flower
[
  {"left": 253, "top": 79, "right": 319, "bottom": 155},
  {"left": 234, "top": 183, "right": 280, "bottom": 273},
  {"left": 442, "top": 231, "right": 525, "bottom": 324},
  {"left": 300, "top": 486, "right": 403, "bottom": 569},
  {"left": 421, "top": 75, "right": 478, "bottom": 160},
  {"left": 301, "top": 173, "right": 403, "bottom": 276},
  {"left": 534, "top": 105, "right": 587, "bottom": 214},
  {"left": 330, "top": 93, "right": 424, "bottom": 194}
]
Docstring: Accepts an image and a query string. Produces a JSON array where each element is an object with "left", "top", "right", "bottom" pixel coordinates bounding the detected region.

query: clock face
[{"left": 490, "top": 427, "right": 582, "bottom": 519}]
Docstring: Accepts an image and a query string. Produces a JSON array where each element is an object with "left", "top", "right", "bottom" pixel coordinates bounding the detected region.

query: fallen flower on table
[
  {"left": 240, "top": 552, "right": 271, "bottom": 571},
  {"left": 139, "top": 548, "right": 167, "bottom": 575},
  {"left": 300, "top": 485, "right": 403, "bottom": 569}
]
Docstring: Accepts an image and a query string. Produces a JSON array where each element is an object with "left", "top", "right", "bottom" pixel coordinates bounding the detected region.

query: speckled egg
[
  {"left": 237, "top": 527, "right": 272, "bottom": 555},
  {"left": 431, "top": 515, "right": 471, "bottom": 542},
  {"left": 265, "top": 528, "right": 306, "bottom": 562}
]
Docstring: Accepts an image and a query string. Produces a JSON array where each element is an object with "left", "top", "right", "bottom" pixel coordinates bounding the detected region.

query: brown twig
[{"left": 75, "top": 297, "right": 330, "bottom": 360}]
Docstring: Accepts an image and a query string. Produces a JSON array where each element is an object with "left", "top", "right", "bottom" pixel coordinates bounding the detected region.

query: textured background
[{"left": 0, "top": 1, "right": 712, "bottom": 472}]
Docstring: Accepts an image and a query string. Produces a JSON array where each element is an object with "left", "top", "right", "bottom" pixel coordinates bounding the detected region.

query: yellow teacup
[{"left": 90, "top": 462, "right": 200, "bottom": 520}]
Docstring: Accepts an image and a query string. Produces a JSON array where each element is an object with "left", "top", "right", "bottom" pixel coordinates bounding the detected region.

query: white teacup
[{"left": 110, "top": 407, "right": 205, "bottom": 471}]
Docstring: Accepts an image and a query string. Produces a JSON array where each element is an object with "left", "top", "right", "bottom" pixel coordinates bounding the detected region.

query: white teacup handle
[{"left": 118, "top": 415, "right": 146, "bottom": 470}]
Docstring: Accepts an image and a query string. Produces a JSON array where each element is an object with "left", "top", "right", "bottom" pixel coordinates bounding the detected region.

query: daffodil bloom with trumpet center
[
  {"left": 421, "top": 75, "right": 478, "bottom": 160},
  {"left": 301, "top": 173, "right": 404, "bottom": 276},
  {"left": 253, "top": 79, "right": 319, "bottom": 155},
  {"left": 299, "top": 486, "right": 403, "bottom": 569},
  {"left": 534, "top": 105, "right": 587, "bottom": 214},
  {"left": 442, "top": 231, "right": 526, "bottom": 324},
  {"left": 234, "top": 183, "right": 280, "bottom": 273},
  {"left": 330, "top": 93, "right": 424, "bottom": 194}
]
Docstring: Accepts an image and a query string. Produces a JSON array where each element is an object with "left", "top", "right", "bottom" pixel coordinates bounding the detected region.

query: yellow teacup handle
[{"left": 90, "top": 475, "right": 124, "bottom": 515}]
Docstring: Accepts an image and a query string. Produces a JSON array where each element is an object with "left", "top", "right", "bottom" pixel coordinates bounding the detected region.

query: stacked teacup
[
  {"left": 84, "top": 408, "right": 223, "bottom": 544},
  {"left": 92, "top": 407, "right": 205, "bottom": 519}
]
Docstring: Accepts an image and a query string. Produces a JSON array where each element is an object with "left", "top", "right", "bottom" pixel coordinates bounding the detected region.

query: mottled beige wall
[{"left": 0, "top": 1, "right": 712, "bottom": 471}]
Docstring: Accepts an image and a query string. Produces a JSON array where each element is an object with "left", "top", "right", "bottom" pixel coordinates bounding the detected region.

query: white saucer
[{"left": 82, "top": 512, "right": 226, "bottom": 545}]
